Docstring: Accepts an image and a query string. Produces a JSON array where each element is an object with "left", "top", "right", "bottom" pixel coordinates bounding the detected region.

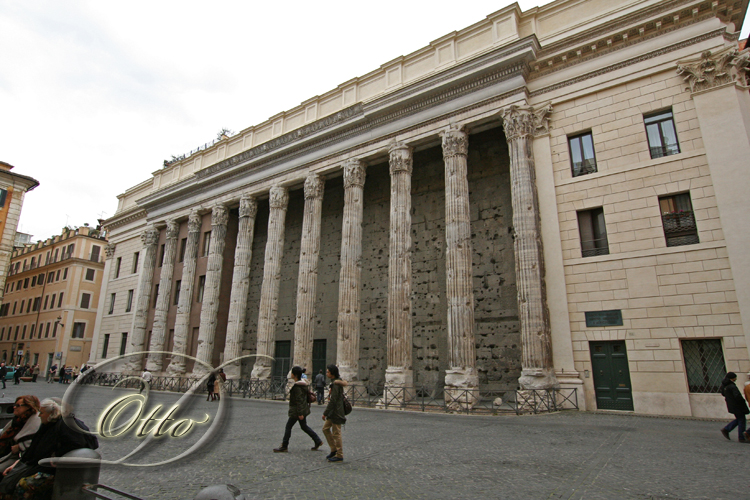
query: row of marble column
[{"left": 123, "top": 104, "right": 558, "bottom": 391}]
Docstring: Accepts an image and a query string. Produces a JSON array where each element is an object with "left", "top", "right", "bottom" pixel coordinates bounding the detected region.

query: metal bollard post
[{"left": 51, "top": 448, "right": 101, "bottom": 500}]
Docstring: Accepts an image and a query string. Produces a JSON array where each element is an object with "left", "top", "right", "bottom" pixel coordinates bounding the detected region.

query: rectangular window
[
  {"left": 196, "top": 275, "right": 206, "bottom": 303},
  {"left": 45, "top": 323, "right": 50, "bottom": 338},
  {"left": 153, "top": 284, "right": 159, "bottom": 308},
  {"left": 30, "top": 324, "right": 35, "bottom": 339},
  {"left": 126, "top": 289, "right": 133, "bottom": 313},
  {"left": 31, "top": 276, "right": 36, "bottom": 287},
  {"left": 55, "top": 270, "right": 60, "bottom": 281},
  {"left": 57, "top": 293, "right": 63, "bottom": 308},
  {"left": 85, "top": 268, "right": 95, "bottom": 281},
  {"left": 114, "top": 257, "right": 122, "bottom": 279},
  {"left": 202, "top": 231, "right": 211, "bottom": 257},
  {"left": 80, "top": 293, "right": 91, "bottom": 309},
  {"left": 67, "top": 244, "right": 74, "bottom": 258},
  {"left": 50, "top": 294, "right": 56, "bottom": 309},
  {"left": 577, "top": 208, "right": 609, "bottom": 257},
  {"left": 19, "top": 300, "right": 24, "bottom": 314},
  {"left": 54, "top": 249, "right": 59, "bottom": 262},
  {"left": 23, "top": 278, "right": 28, "bottom": 289},
  {"left": 90, "top": 245, "right": 101, "bottom": 262},
  {"left": 21, "top": 325, "right": 26, "bottom": 340},
  {"left": 26, "top": 300, "right": 32, "bottom": 314},
  {"left": 0, "top": 328, "right": 4, "bottom": 341},
  {"left": 0, "top": 189, "right": 7, "bottom": 208},
  {"left": 120, "top": 333, "right": 128, "bottom": 356},
  {"left": 659, "top": 193, "right": 699, "bottom": 247},
  {"left": 569, "top": 132, "right": 598, "bottom": 177},
  {"left": 179, "top": 238, "right": 187, "bottom": 262},
  {"left": 682, "top": 339, "right": 726, "bottom": 393},
  {"left": 173, "top": 280, "right": 181, "bottom": 305},
  {"left": 102, "top": 334, "right": 110, "bottom": 358},
  {"left": 108, "top": 293, "right": 116, "bottom": 315},
  {"left": 132, "top": 252, "right": 140, "bottom": 273},
  {"left": 45, "top": 252, "right": 50, "bottom": 265},
  {"left": 63, "top": 268, "right": 68, "bottom": 280},
  {"left": 645, "top": 110, "right": 680, "bottom": 159},
  {"left": 12, "top": 302, "right": 16, "bottom": 315},
  {"left": 43, "top": 295, "right": 49, "bottom": 310},
  {"left": 72, "top": 322, "right": 85, "bottom": 339},
  {"left": 32, "top": 297, "right": 40, "bottom": 312},
  {"left": 37, "top": 273, "right": 44, "bottom": 286},
  {"left": 13, "top": 326, "right": 18, "bottom": 341}
]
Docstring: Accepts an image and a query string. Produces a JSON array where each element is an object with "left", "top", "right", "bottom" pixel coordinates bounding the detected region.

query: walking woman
[
  {"left": 322, "top": 364, "right": 347, "bottom": 463},
  {"left": 273, "top": 366, "right": 322, "bottom": 452},
  {"left": 206, "top": 372, "right": 216, "bottom": 402}
]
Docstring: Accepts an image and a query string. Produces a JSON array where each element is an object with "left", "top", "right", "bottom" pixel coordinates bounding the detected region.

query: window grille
[{"left": 682, "top": 339, "right": 726, "bottom": 393}]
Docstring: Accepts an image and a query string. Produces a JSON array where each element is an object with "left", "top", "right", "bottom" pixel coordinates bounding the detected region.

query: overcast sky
[{"left": 1, "top": 1, "right": 748, "bottom": 241}]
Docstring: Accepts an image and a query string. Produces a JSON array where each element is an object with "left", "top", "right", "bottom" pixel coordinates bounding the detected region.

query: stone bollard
[
  {"left": 193, "top": 484, "right": 248, "bottom": 500},
  {"left": 50, "top": 448, "right": 101, "bottom": 500}
]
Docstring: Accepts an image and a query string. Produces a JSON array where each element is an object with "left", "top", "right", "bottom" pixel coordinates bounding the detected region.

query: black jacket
[
  {"left": 288, "top": 381, "right": 311, "bottom": 418},
  {"left": 21, "top": 416, "right": 98, "bottom": 474},
  {"left": 721, "top": 376, "right": 749, "bottom": 415},
  {"left": 324, "top": 382, "right": 347, "bottom": 425}
]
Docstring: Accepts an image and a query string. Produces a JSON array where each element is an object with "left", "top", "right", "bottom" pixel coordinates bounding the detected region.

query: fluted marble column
[
  {"left": 336, "top": 159, "right": 366, "bottom": 383},
  {"left": 124, "top": 225, "right": 159, "bottom": 372},
  {"left": 167, "top": 210, "right": 201, "bottom": 376},
  {"left": 251, "top": 186, "right": 290, "bottom": 380},
  {"left": 500, "top": 104, "right": 558, "bottom": 390},
  {"left": 291, "top": 174, "right": 325, "bottom": 376},
  {"left": 223, "top": 195, "right": 258, "bottom": 379},
  {"left": 193, "top": 204, "right": 229, "bottom": 376},
  {"left": 441, "top": 125, "right": 479, "bottom": 402},
  {"left": 147, "top": 220, "right": 179, "bottom": 372},
  {"left": 385, "top": 143, "right": 414, "bottom": 394}
]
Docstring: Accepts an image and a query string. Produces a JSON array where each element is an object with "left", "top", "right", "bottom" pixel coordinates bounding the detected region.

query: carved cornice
[
  {"left": 105, "top": 208, "right": 147, "bottom": 231},
  {"left": 532, "top": 103, "right": 553, "bottom": 137},
  {"left": 440, "top": 125, "right": 468, "bottom": 158},
  {"left": 211, "top": 205, "right": 229, "bottom": 226},
  {"left": 303, "top": 174, "right": 325, "bottom": 200},
  {"left": 388, "top": 143, "right": 413, "bottom": 175},
  {"left": 165, "top": 220, "right": 180, "bottom": 240},
  {"left": 239, "top": 194, "right": 258, "bottom": 218},
  {"left": 269, "top": 186, "right": 290, "bottom": 209},
  {"left": 141, "top": 226, "right": 159, "bottom": 247},
  {"left": 343, "top": 160, "right": 367, "bottom": 189},
  {"left": 105, "top": 243, "right": 117, "bottom": 259},
  {"left": 677, "top": 47, "right": 750, "bottom": 93},
  {"left": 187, "top": 209, "right": 201, "bottom": 233}
]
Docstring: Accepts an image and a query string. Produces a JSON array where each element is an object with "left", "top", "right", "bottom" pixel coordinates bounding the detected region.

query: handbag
[
  {"left": 307, "top": 390, "right": 317, "bottom": 404},
  {"left": 342, "top": 394, "right": 352, "bottom": 415}
]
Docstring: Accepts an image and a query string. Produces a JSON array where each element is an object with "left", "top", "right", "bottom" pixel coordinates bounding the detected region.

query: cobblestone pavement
[{"left": 1, "top": 382, "right": 743, "bottom": 499}]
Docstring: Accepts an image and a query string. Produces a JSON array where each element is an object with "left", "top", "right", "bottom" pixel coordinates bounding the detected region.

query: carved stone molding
[
  {"left": 677, "top": 47, "right": 750, "bottom": 93},
  {"left": 141, "top": 226, "right": 159, "bottom": 247},
  {"left": 388, "top": 142, "right": 413, "bottom": 175},
  {"left": 269, "top": 186, "right": 290, "bottom": 209},
  {"left": 343, "top": 159, "right": 366, "bottom": 189},
  {"left": 304, "top": 173, "right": 325, "bottom": 199},
  {"left": 187, "top": 209, "right": 201, "bottom": 232},
  {"left": 211, "top": 205, "right": 229, "bottom": 226},
  {"left": 239, "top": 194, "right": 258, "bottom": 218},
  {"left": 104, "top": 243, "right": 117, "bottom": 259},
  {"left": 440, "top": 125, "right": 468, "bottom": 158},
  {"left": 165, "top": 220, "right": 180, "bottom": 240},
  {"left": 500, "top": 105, "right": 535, "bottom": 141},
  {"left": 532, "top": 103, "right": 553, "bottom": 136}
]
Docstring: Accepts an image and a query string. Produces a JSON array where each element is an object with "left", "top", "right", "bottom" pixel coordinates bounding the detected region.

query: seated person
[
  {"left": 0, "top": 396, "right": 41, "bottom": 471},
  {"left": 0, "top": 397, "right": 98, "bottom": 500}
]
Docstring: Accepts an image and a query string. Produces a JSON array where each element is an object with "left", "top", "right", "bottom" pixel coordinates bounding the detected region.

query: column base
[
  {"left": 444, "top": 368, "right": 479, "bottom": 410},
  {"left": 223, "top": 362, "right": 242, "bottom": 380},
  {"left": 145, "top": 356, "right": 163, "bottom": 373},
  {"left": 250, "top": 362, "right": 272, "bottom": 381},
  {"left": 379, "top": 368, "right": 414, "bottom": 407},
  {"left": 518, "top": 367, "right": 559, "bottom": 390},
  {"left": 337, "top": 365, "right": 359, "bottom": 384}
]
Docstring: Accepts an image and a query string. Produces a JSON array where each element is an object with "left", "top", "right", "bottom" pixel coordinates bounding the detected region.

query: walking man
[
  {"left": 140, "top": 368, "right": 152, "bottom": 394},
  {"left": 314, "top": 370, "right": 326, "bottom": 405},
  {"left": 720, "top": 372, "right": 749, "bottom": 443},
  {"left": 322, "top": 364, "right": 348, "bottom": 463},
  {"left": 273, "top": 366, "right": 323, "bottom": 453}
]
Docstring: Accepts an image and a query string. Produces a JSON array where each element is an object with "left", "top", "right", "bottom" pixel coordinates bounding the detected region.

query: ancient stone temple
[{"left": 92, "top": 0, "right": 750, "bottom": 418}]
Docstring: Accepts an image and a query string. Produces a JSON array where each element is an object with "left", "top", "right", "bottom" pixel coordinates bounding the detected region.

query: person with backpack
[
  {"left": 273, "top": 366, "right": 322, "bottom": 453},
  {"left": 314, "top": 370, "right": 326, "bottom": 405},
  {"left": 322, "top": 364, "right": 348, "bottom": 463},
  {"left": 720, "top": 372, "right": 749, "bottom": 443}
]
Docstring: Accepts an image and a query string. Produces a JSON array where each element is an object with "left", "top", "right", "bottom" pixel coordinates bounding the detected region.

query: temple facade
[{"left": 91, "top": 0, "right": 750, "bottom": 418}]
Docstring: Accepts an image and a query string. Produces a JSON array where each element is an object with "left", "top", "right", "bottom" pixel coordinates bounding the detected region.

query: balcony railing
[
  {"left": 649, "top": 143, "right": 680, "bottom": 159},
  {"left": 581, "top": 238, "right": 609, "bottom": 258},
  {"left": 572, "top": 159, "right": 597, "bottom": 177}
]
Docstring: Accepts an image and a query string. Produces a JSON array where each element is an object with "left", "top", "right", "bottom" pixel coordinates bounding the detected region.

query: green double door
[{"left": 590, "top": 341, "right": 634, "bottom": 411}]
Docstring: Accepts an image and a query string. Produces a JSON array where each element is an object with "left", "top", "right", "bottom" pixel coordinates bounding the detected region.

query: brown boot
[{"left": 273, "top": 446, "right": 288, "bottom": 453}]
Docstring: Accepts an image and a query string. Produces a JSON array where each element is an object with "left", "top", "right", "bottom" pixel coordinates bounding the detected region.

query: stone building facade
[{"left": 93, "top": 0, "right": 750, "bottom": 418}]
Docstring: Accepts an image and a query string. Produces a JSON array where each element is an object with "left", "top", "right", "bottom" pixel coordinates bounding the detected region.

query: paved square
[{"left": 1, "top": 382, "right": 742, "bottom": 499}]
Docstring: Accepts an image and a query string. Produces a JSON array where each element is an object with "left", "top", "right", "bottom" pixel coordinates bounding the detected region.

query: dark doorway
[
  {"left": 272, "top": 341, "right": 291, "bottom": 380},
  {"left": 590, "top": 340, "right": 634, "bottom": 411},
  {"left": 312, "top": 339, "right": 326, "bottom": 379}
]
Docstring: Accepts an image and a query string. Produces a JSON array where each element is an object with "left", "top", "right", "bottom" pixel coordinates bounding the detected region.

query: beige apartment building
[
  {"left": 94, "top": 0, "right": 750, "bottom": 418},
  {"left": 0, "top": 225, "right": 107, "bottom": 370}
]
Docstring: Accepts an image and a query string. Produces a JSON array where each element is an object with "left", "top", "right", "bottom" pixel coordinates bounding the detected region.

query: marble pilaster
[
  {"left": 336, "top": 159, "right": 366, "bottom": 383},
  {"left": 291, "top": 174, "right": 325, "bottom": 377},
  {"left": 251, "top": 186, "right": 290, "bottom": 380},
  {"left": 147, "top": 219, "right": 179, "bottom": 372},
  {"left": 500, "top": 104, "right": 558, "bottom": 390},
  {"left": 167, "top": 210, "right": 201, "bottom": 376},
  {"left": 223, "top": 195, "right": 258, "bottom": 379},
  {"left": 193, "top": 204, "right": 229, "bottom": 376},
  {"left": 124, "top": 225, "right": 159, "bottom": 373},
  {"left": 88, "top": 243, "right": 116, "bottom": 364}
]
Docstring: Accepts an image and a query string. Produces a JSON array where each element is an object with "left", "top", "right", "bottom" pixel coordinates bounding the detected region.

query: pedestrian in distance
[
  {"left": 47, "top": 365, "right": 57, "bottom": 384},
  {"left": 322, "top": 364, "right": 347, "bottom": 463},
  {"left": 57, "top": 365, "right": 65, "bottom": 384},
  {"left": 139, "top": 368, "right": 152, "bottom": 394},
  {"left": 720, "top": 372, "right": 749, "bottom": 443},
  {"left": 214, "top": 368, "right": 226, "bottom": 401},
  {"left": 301, "top": 368, "right": 308, "bottom": 380},
  {"left": 206, "top": 372, "right": 216, "bottom": 402},
  {"left": 274, "top": 366, "right": 322, "bottom": 453},
  {"left": 13, "top": 366, "right": 22, "bottom": 385},
  {"left": 314, "top": 370, "right": 326, "bottom": 405},
  {"left": 31, "top": 365, "right": 39, "bottom": 383},
  {"left": 0, "top": 363, "right": 6, "bottom": 390}
]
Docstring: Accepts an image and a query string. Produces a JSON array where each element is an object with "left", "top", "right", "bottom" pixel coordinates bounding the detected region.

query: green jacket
[
  {"left": 323, "top": 381, "right": 347, "bottom": 424},
  {"left": 288, "top": 381, "right": 311, "bottom": 418}
]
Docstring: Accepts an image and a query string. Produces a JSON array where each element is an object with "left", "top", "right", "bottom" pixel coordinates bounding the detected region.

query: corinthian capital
[
  {"left": 141, "top": 225, "right": 159, "bottom": 247},
  {"left": 677, "top": 47, "right": 750, "bottom": 93},
  {"left": 239, "top": 194, "right": 258, "bottom": 218},
  {"left": 187, "top": 209, "right": 201, "bottom": 233},
  {"left": 343, "top": 159, "right": 366, "bottom": 189},
  {"left": 500, "top": 105, "right": 536, "bottom": 141},
  {"left": 269, "top": 186, "right": 289, "bottom": 209},
  {"left": 105, "top": 243, "right": 117, "bottom": 259},
  {"left": 211, "top": 205, "right": 229, "bottom": 226},
  {"left": 441, "top": 125, "right": 468, "bottom": 158},
  {"left": 165, "top": 220, "right": 180, "bottom": 240},
  {"left": 388, "top": 142, "right": 413, "bottom": 175},
  {"left": 304, "top": 174, "right": 325, "bottom": 199}
]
